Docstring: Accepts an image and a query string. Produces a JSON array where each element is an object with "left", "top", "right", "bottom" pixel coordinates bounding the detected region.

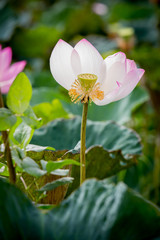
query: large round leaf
[
  {"left": 0, "top": 179, "right": 42, "bottom": 240},
  {"left": 31, "top": 117, "right": 142, "bottom": 157},
  {"left": 0, "top": 179, "right": 160, "bottom": 240},
  {"left": 44, "top": 179, "right": 160, "bottom": 240},
  {"left": 31, "top": 117, "right": 142, "bottom": 190}
]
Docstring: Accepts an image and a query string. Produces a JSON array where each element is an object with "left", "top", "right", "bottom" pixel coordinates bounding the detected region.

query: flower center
[{"left": 69, "top": 73, "right": 104, "bottom": 103}]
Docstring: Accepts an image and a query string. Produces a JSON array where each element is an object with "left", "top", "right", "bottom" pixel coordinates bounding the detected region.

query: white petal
[
  {"left": 74, "top": 39, "right": 105, "bottom": 83},
  {"left": 50, "top": 39, "right": 76, "bottom": 90},
  {"left": 104, "top": 52, "right": 126, "bottom": 70},
  {"left": 71, "top": 49, "right": 81, "bottom": 76},
  {"left": 102, "top": 52, "right": 127, "bottom": 94}
]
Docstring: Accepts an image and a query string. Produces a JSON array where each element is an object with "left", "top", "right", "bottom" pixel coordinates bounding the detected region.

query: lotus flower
[
  {"left": 50, "top": 39, "right": 144, "bottom": 105},
  {"left": 0, "top": 45, "right": 26, "bottom": 94}
]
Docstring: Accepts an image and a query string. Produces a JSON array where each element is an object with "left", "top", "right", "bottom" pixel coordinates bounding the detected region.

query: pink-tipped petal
[
  {"left": 102, "top": 52, "right": 127, "bottom": 94},
  {"left": 126, "top": 59, "right": 137, "bottom": 73},
  {"left": 71, "top": 49, "right": 81, "bottom": 76},
  {"left": 0, "top": 47, "right": 12, "bottom": 73},
  {"left": 95, "top": 67, "right": 144, "bottom": 106},
  {"left": 1, "top": 61, "right": 26, "bottom": 83},
  {"left": 0, "top": 45, "right": 26, "bottom": 93},
  {"left": 137, "top": 68, "right": 145, "bottom": 79},
  {"left": 104, "top": 52, "right": 126, "bottom": 69},
  {"left": 74, "top": 39, "right": 105, "bottom": 83},
  {"left": 111, "top": 69, "right": 144, "bottom": 102},
  {"left": 1, "top": 60, "right": 26, "bottom": 93},
  {"left": 50, "top": 39, "right": 76, "bottom": 90}
]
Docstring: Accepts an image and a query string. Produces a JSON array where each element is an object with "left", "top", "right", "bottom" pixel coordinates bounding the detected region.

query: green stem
[
  {"left": 0, "top": 90, "right": 16, "bottom": 184},
  {"left": 154, "top": 130, "right": 160, "bottom": 203},
  {"left": 80, "top": 102, "right": 88, "bottom": 185}
]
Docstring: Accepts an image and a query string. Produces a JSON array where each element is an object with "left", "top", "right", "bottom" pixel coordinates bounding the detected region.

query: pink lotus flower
[
  {"left": 50, "top": 39, "right": 144, "bottom": 105},
  {"left": 0, "top": 45, "right": 26, "bottom": 94}
]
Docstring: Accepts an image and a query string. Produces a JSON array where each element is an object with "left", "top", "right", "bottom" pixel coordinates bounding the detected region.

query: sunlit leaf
[
  {"left": 7, "top": 73, "right": 32, "bottom": 114},
  {"left": 0, "top": 108, "right": 17, "bottom": 131},
  {"left": 46, "top": 159, "right": 80, "bottom": 173},
  {"left": 26, "top": 144, "right": 55, "bottom": 152},
  {"left": 40, "top": 160, "right": 69, "bottom": 176}
]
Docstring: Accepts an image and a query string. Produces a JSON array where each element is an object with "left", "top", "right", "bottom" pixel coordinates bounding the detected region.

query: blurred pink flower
[
  {"left": 0, "top": 45, "right": 26, "bottom": 94},
  {"left": 50, "top": 39, "right": 144, "bottom": 105}
]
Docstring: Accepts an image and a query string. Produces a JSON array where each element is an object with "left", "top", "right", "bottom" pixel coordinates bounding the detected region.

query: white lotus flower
[{"left": 50, "top": 39, "right": 144, "bottom": 105}]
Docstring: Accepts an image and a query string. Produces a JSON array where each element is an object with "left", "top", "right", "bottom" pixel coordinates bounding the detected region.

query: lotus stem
[
  {"left": 80, "top": 101, "right": 88, "bottom": 185},
  {"left": 0, "top": 89, "right": 16, "bottom": 184}
]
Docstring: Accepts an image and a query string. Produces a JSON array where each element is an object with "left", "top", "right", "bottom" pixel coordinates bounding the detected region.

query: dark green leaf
[
  {"left": 109, "top": 2, "right": 154, "bottom": 22},
  {"left": 39, "top": 177, "right": 73, "bottom": 192},
  {"left": 31, "top": 117, "right": 142, "bottom": 157},
  {"left": 67, "top": 146, "right": 138, "bottom": 195},
  {"left": 0, "top": 7, "right": 17, "bottom": 41},
  {"left": 44, "top": 179, "right": 160, "bottom": 240},
  {"left": 31, "top": 117, "right": 142, "bottom": 192},
  {"left": 0, "top": 179, "right": 42, "bottom": 239},
  {"left": 46, "top": 159, "right": 80, "bottom": 173},
  {"left": 7, "top": 72, "right": 32, "bottom": 114},
  {"left": 12, "top": 25, "right": 60, "bottom": 58},
  {"left": 0, "top": 179, "right": 160, "bottom": 239},
  {"left": 0, "top": 108, "right": 17, "bottom": 131}
]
